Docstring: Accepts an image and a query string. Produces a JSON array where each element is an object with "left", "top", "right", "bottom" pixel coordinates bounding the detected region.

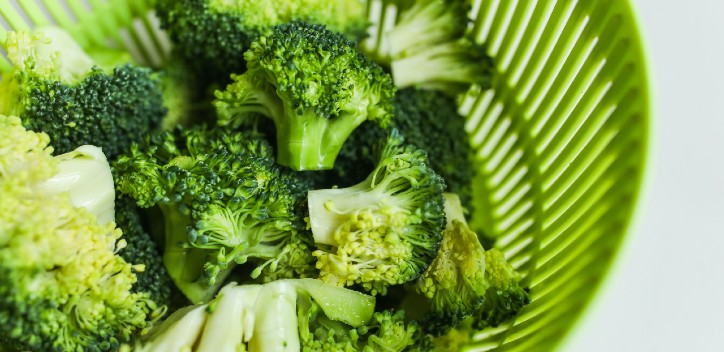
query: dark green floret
[
  {"left": 155, "top": 0, "right": 369, "bottom": 85},
  {"left": 113, "top": 125, "right": 313, "bottom": 303},
  {"left": 214, "top": 21, "right": 396, "bottom": 171},
  {"left": 0, "top": 27, "right": 166, "bottom": 159},
  {"left": 307, "top": 130, "right": 446, "bottom": 296}
]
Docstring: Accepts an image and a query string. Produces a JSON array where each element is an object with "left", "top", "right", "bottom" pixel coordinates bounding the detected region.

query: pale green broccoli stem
[
  {"left": 196, "top": 283, "right": 262, "bottom": 351},
  {"left": 390, "top": 42, "right": 480, "bottom": 89},
  {"left": 274, "top": 109, "right": 368, "bottom": 171},
  {"left": 443, "top": 193, "right": 466, "bottom": 228},
  {"left": 384, "top": 1, "right": 457, "bottom": 59},
  {"left": 39, "top": 145, "right": 116, "bottom": 225},
  {"left": 159, "top": 203, "right": 232, "bottom": 304},
  {"left": 248, "top": 281, "right": 300, "bottom": 352},
  {"left": 135, "top": 304, "right": 209, "bottom": 352}
]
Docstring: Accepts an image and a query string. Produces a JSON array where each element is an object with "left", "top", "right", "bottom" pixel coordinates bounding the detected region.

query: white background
[{"left": 560, "top": 0, "right": 724, "bottom": 351}]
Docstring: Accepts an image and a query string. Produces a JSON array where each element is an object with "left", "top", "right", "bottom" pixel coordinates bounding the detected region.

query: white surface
[{"left": 560, "top": 0, "right": 724, "bottom": 351}]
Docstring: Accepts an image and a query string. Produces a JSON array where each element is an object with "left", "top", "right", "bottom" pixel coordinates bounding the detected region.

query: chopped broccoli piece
[
  {"left": 155, "top": 0, "right": 369, "bottom": 85},
  {"left": 366, "top": 0, "right": 494, "bottom": 93},
  {"left": 157, "top": 59, "right": 210, "bottom": 130},
  {"left": 0, "top": 27, "right": 166, "bottom": 159},
  {"left": 214, "top": 21, "right": 395, "bottom": 171},
  {"left": 415, "top": 194, "right": 487, "bottom": 336},
  {"left": 308, "top": 130, "right": 446, "bottom": 295},
  {"left": 0, "top": 115, "right": 162, "bottom": 352},
  {"left": 114, "top": 197, "right": 176, "bottom": 307},
  {"left": 136, "top": 279, "right": 377, "bottom": 351},
  {"left": 472, "top": 248, "right": 531, "bottom": 330},
  {"left": 113, "top": 125, "right": 311, "bottom": 303}
]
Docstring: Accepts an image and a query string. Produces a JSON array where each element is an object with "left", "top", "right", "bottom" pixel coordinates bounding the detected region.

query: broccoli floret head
[
  {"left": 157, "top": 58, "right": 210, "bottom": 130},
  {"left": 472, "top": 248, "right": 531, "bottom": 330},
  {"left": 367, "top": 0, "right": 495, "bottom": 93},
  {"left": 0, "top": 27, "right": 166, "bottom": 159},
  {"left": 415, "top": 194, "right": 488, "bottom": 336},
  {"left": 113, "top": 124, "right": 311, "bottom": 303},
  {"left": 214, "top": 21, "right": 396, "bottom": 171},
  {"left": 0, "top": 115, "right": 162, "bottom": 351},
  {"left": 308, "top": 129, "right": 446, "bottom": 295},
  {"left": 155, "top": 0, "right": 368, "bottom": 85},
  {"left": 394, "top": 88, "right": 474, "bottom": 209},
  {"left": 114, "top": 197, "right": 176, "bottom": 307}
]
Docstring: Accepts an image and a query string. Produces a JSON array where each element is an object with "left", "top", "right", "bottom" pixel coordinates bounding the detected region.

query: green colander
[{"left": 0, "top": 0, "right": 650, "bottom": 350}]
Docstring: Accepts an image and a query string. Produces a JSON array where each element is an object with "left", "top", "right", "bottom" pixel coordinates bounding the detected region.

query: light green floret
[
  {"left": 0, "top": 115, "right": 162, "bottom": 352},
  {"left": 307, "top": 130, "right": 446, "bottom": 296},
  {"left": 214, "top": 21, "right": 395, "bottom": 171}
]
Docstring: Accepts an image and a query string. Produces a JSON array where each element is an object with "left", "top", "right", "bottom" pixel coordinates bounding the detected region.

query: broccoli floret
[
  {"left": 114, "top": 197, "right": 176, "bottom": 307},
  {"left": 472, "top": 248, "right": 531, "bottom": 330},
  {"left": 113, "top": 125, "right": 311, "bottom": 303},
  {"left": 407, "top": 317, "right": 474, "bottom": 352},
  {"left": 414, "top": 194, "right": 488, "bottom": 336},
  {"left": 0, "top": 115, "right": 163, "bottom": 352},
  {"left": 136, "top": 279, "right": 377, "bottom": 351},
  {"left": 214, "top": 21, "right": 396, "bottom": 171},
  {"left": 366, "top": 0, "right": 495, "bottom": 93},
  {"left": 393, "top": 88, "right": 475, "bottom": 210},
  {"left": 307, "top": 130, "right": 446, "bottom": 296},
  {"left": 0, "top": 27, "right": 166, "bottom": 159},
  {"left": 155, "top": 0, "right": 369, "bottom": 85},
  {"left": 300, "top": 305, "right": 419, "bottom": 352},
  {"left": 157, "top": 59, "right": 210, "bottom": 130}
]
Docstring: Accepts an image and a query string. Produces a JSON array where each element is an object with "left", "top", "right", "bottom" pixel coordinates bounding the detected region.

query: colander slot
[
  {"left": 506, "top": 0, "right": 556, "bottom": 91},
  {"left": 15, "top": 0, "right": 52, "bottom": 27},
  {"left": 514, "top": 0, "right": 576, "bottom": 103},
  {"left": 131, "top": 15, "right": 163, "bottom": 66},
  {"left": 496, "top": 0, "right": 536, "bottom": 72},
  {"left": 471, "top": 101, "right": 505, "bottom": 149},
  {"left": 469, "top": 0, "right": 499, "bottom": 45},
  {"left": 490, "top": 148, "right": 524, "bottom": 187},
  {"left": 148, "top": 10, "right": 172, "bottom": 59},
  {"left": 487, "top": 131, "right": 518, "bottom": 177},
  {"left": 40, "top": 0, "right": 76, "bottom": 29},
  {"left": 464, "top": 89, "right": 495, "bottom": 134},
  {"left": 1, "top": 1, "right": 31, "bottom": 30},
  {"left": 485, "top": 0, "right": 517, "bottom": 56},
  {"left": 526, "top": 19, "right": 593, "bottom": 139},
  {"left": 118, "top": 27, "right": 146, "bottom": 64}
]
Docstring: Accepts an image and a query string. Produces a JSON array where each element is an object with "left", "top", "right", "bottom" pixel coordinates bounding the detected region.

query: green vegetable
[
  {"left": 214, "top": 21, "right": 395, "bottom": 171},
  {"left": 0, "top": 27, "right": 166, "bottom": 159},
  {"left": 155, "top": 0, "right": 368, "bottom": 85},
  {"left": 113, "top": 125, "right": 314, "bottom": 303},
  {"left": 136, "top": 279, "right": 376, "bottom": 352},
  {"left": 0, "top": 115, "right": 163, "bottom": 352},
  {"left": 307, "top": 130, "right": 446, "bottom": 296},
  {"left": 367, "top": 0, "right": 494, "bottom": 93}
]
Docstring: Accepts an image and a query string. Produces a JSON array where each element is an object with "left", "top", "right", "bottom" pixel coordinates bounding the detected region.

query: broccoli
[
  {"left": 333, "top": 88, "right": 475, "bottom": 208},
  {"left": 135, "top": 279, "right": 377, "bottom": 351},
  {"left": 0, "top": 27, "right": 166, "bottom": 159},
  {"left": 214, "top": 21, "right": 396, "bottom": 171},
  {"left": 157, "top": 58, "right": 210, "bottom": 130},
  {"left": 366, "top": 0, "right": 495, "bottom": 93},
  {"left": 0, "top": 115, "right": 164, "bottom": 352},
  {"left": 414, "top": 193, "right": 488, "bottom": 336},
  {"left": 307, "top": 129, "right": 446, "bottom": 296},
  {"left": 155, "top": 0, "right": 369, "bottom": 85},
  {"left": 472, "top": 248, "right": 531, "bottom": 330},
  {"left": 114, "top": 197, "right": 176, "bottom": 307},
  {"left": 113, "top": 124, "right": 314, "bottom": 303}
]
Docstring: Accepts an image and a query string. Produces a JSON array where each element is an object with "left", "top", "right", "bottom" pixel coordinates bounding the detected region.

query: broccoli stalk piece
[
  {"left": 367, "top": 0, "right": 494, "bottom": 93},
  {"left": 0, "top": 115, "right": 163, "bottom": 352},
  {"left": 155, "top": 0, "right": 369, "bottom": 85},
  {"left": 136, "top": 279, "right": 377, "bottom": 352},
  {"left": 214, "top": 21, "right": 395, "bottom": 171},
  {"left": 0, "top": 27, "right": 166, "bottom": 159},
  {"left": 113, "top": 125, "right": 315, "bottom": 303},
  {"left": 307, "top": 130, "right": 446, "bottom": 295}
]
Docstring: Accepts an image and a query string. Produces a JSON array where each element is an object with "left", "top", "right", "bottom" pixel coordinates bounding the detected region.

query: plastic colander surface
[{"left": 0, "top": 0, "right": 649, "bottom": 351}]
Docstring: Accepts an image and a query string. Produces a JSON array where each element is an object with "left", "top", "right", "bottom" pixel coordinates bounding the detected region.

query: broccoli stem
[
  {"left": 159, "top": 204, "right": 230, "bottom": 304},
  {"left": 274, "top": 110, "right": 366, "bottom": 171}
]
